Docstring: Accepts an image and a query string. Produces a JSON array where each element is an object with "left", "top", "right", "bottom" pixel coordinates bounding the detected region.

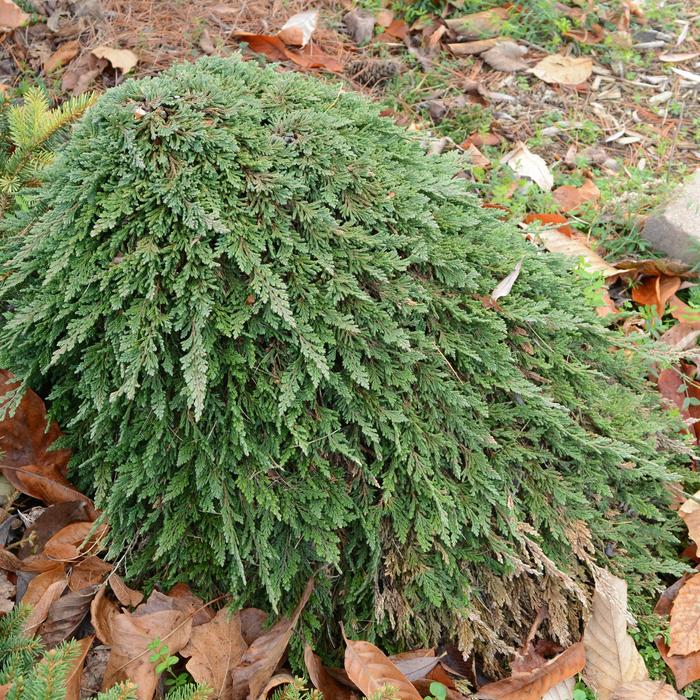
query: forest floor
[{"left": 2, "top": 0, "right": 700, "bottom": 699}]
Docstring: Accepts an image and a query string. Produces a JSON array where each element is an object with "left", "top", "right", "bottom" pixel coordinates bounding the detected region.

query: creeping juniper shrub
[{"left": 0, "top": 57, "right": 690, "bottom": 659}]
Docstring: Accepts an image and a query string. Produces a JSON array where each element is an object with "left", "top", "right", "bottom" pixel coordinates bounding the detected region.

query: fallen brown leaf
[
  {"left": 0, "top": 371, "right": 92, "bottom": 509},
  {"left": 18, "top": 501, "right": 93, "bottom": 559},
  {"left": 583, "top": 568, "right": 648, "bottom": 700},
  {"left": 100, "top": 591, "right": 195, "bottom": 700},
  {"left": 670, "top": 573, "right": 700, "bottom": 656},
  {"left": 64, "top": 635, "right": 94, "bottom": 700},
  {"left": 631, "top": 275, "right": 681, "bottom": 316},
  {"left": 448, "top": 37, "right": 509, "bottom": 56},
  {"left": 40, "top": 586, "right": 97, "bottom": 648},
  {"left": 22, "top": 564, "right": 67, "bottom": 607},
  {"left": 531, "top": 54, "right": 593, "bottom": 85},
  {"left": 343, "top": 632, "right": 422, "bottom": 700},
  {"left": 679, "top": 492, "right": 700, "bottom": 547},
  {"left": 305, "top": 645, "right": 359, "bottom": 700},
  {"left": 445, "top": 8, "right": 509, "bottom": 39},
  {"left": 611, "top": 680, "right": 683, "bottom": 699},
  {"left": 0, "top": 0, "right": 29, "bottom": 31},
  {"left": 259, "top": 674, "right": 295, "bottom": 700},
  {"left": 109, "top": 573, "right": 144, "bottom": 608},
  {"left": 24, "top": 579, "right": 68, "bottom": 635},
  {"left": 390, "top": 650, "right": 440, "bottom": 681},
  {"left": 0, "top": 570, "right": 14, "bottom": 613},
  {"left": 44, "top": 521, "right": 108, "bottom": 562},
  {"left": 230, "top": 579, "right": 314, "bottom": 700},
  {"left": 476, "top": 643, "right": 584, "bottom": 700},
  {"left": 90, "top": 585, "right": 119, "bottom": 644},
  {"left": 91, "top": 47, "right": 138, "bottom": 74},
  {"left": 552, "top": 178, "right": 600, "bottom": 212},
  {"left": 234, "top": 32, "right": 342, "bottom": 72},
  {"left": 240, "top": 608, "right": 269, "bottom": 645},
  {"left": 181, "top": 607, "right": 246, "bottom": 698},
  {"left": 44, "top": 40, "right": 80, "bottom": 73},
  {"left": 69, "top": 556, "right": 112, "bottom": 591},
  {"left": 481, "top": 41, "right": 528, "bottom": 72}
]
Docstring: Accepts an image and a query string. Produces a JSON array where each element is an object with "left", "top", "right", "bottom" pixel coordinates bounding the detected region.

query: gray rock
[{"left": 642, "top": 169, "right": 700, "bottom": 264}]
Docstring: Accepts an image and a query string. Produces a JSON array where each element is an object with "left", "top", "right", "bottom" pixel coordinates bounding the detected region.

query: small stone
[{"left": 642, "top": 169, "right": 700, "bottom": 264}]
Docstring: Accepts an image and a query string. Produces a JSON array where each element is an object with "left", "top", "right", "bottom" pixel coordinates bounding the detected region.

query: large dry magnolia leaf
[
  {"left": 670, "top": 573, "right": 700, "bottom": 656},
  {"left": 476, "top": 642, "right": 584, "bottom": 700},
  {"left": 531, "top": 54, "right": 593, "bottom": 85},
  {"left": 611, "top": 680, "right": 683, "bottom": 699},
  {"left": 305, "top": 646, "right": 359, "bottom": 700},
  {"left": 0, "top": 0, "right": 28, "bottom": 31},
  {"left": 277, "top": 10, "right": 318, "bottom": 48},
  {"left": 481, "top": 42, "right": 528, "bottom": 72},
  {"left": 0, "top": 371, "right": 91, "bottom": 509},
  {"left": 537, "top": 228, "right": 620, "bottom": 278},
  {"left": 343, "top": 635, "right": 422, "bottom": 700},
  {"left": 91, "top": 47, "right": 138, "bottom": 74},
  {"left": 100, "top": 592, "right": 194, "bottom": 700},
  {"left": 583, "top": 568, "right": 648, "bottom": 700},
  {"left": 501, "top": 143, "right": 553, "bottom": 191},
  {"left": 181, "top": 607, "right": 246, "bottom": 698},
  {"left": 542, "top": 677, "right": 575, "bottom": 700},
  {"left": 230, "top": 578, "right": 314, "bottom": 700}
]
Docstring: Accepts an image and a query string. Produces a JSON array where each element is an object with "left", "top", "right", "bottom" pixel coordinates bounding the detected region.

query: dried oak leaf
[
  {"left": 91, "top": 46, "right": 138, "bottom": 74},
  {"left": 476, "top": 643, "right": 584, "bottom": 700},
  {"left": 583, "top": 568, "right": 648, "bottom": 700},
  {"left": 670, "top": 573, "right": 700, "bottom": 656},
  {"left": 0, "top": 371, "right": 91, "bottom": 509},
  {"left": 40, "top": 585, "right": 97, "bottom": 647},
  {"left": 230, "top": 578, "right": 314, "bottom": 700},
  {"left": 99, "top": 591, "right": 194, "bottom": 700},
  {"left": 180, "top": 607, "right": 246, "bottom": 698},
  {"left": 233, "top": 33, "right": 342, "bottom": 72},
  {"left": 343, "top": 633, "right": 422, "bottom": 700},
  {"left": 305, "top": 645, "right": 359, "bottom": 700},
  {"left": 611, "top": 680, "right": 683, "bottom": 699}
]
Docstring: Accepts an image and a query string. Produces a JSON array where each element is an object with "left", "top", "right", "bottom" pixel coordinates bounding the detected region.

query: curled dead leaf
[
  {"left": 277, "top": 10, "right": 318, "bottom": 48},
  {"left": 552, "top": 179, "right": 600, "bottom": 212},
  {"left": 0, "top": 0, "right": 29, "bottom": 31},
  {"left": 481, "top": 42, "right": 528, "bottom": 72},
  {"left": 40, "top": 585, "right": 97, "bottom": 648},
  {"left": 44, "top": 521, "right": 108, "bottom": 562},
  {"left": 305, "top": 645, "right": 359, "bottom": 700},
  {"left": 611, "top": 680, "right": 683, "bottom": 699},
  {"left": 109, "top": 573, "right": 144, "bottom": 608},
  {"left": 501, "top": 142, "right": 553, "bottom": 191}
]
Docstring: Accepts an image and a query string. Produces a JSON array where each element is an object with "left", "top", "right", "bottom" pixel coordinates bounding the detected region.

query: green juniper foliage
[{"left": 0, "top": 56, "right": 690, "bottom": 658}]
